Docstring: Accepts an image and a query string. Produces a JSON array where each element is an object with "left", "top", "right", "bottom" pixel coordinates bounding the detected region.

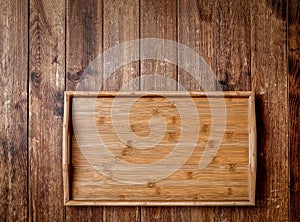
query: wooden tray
[{"left": 63, "top": 91, "right": 256, "bottom": 206}]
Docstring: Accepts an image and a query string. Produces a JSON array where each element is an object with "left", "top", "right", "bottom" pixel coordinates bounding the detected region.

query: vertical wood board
[
  {"left": 0, "top": 0, "right": 28, "bottom": 221},
  {"left": 29, "top": 0, "right": 65, "bottom": 220}
]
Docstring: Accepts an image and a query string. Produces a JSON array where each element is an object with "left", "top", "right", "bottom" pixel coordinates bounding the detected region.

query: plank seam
[
  {"left": 27, "top": 0, "right": 30, "bottom": 221},
  {"left": 63, "top": 1, "right": 67, "bottom": 221},
  {"left": 286, "top": 0, "right": 290, "bottom": 221}
]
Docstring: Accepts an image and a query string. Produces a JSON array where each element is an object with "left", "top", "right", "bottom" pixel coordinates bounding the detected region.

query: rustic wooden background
[{"left": 0, "top": 0, "right": 299, "bottom": 221}]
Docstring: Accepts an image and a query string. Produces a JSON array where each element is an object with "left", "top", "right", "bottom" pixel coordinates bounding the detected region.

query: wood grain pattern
[
  {"left": 212, "top": 0, "right": 289, "bottom": 221},
  {"left": 103, "top": 206, "right": 140, "bottom": 222},
  {"left": 0, "top": 0, "right": 298, "bottom": 220},
  {"left": 178, "top": 0, "right": 215, "bottom": 91},
  {"left": 67, "top": 0, "right": 103, "bottom": 91},
  {"left": 102, "top": 0, "right": 140, "bottom": 221},
  {"left": 66, "top": 0, "right": 104, "bottom": 220},
  {"left": 249, "top": 0, "right": 289, "bottom": 220},
  {"left": 29, "top": 0, "right": 65, "bottom": 221},
  {"left": 288, "top": 0, "right": 300, "bottom": 221},
  {"left": 64, "top": 91, "right": 256, "bottom": 206},
  {"left": 103, "top": 0, "right": 139, "bottom": 91},
  {"left": 140, "top": 0, "right": 177, "bottom": 91},
  {"left": 0, "top": 0, "right": 28, "bottom": 220},
  {"left": 214, "top": 0, "right": 251, "bottom": 91},
  {"left": 66, "top": 207, "right": 103, "bottom": 222}
]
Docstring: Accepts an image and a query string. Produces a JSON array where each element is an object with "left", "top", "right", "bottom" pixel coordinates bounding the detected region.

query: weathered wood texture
[
  {"left": 213, "top": 0, "right": 289, "bottom": 221},
  {"left": 140, "top": 0, "right": 177, "bottom": 91},
  {"left": 214, "top": 0, "right": 251, "bottom": 91},
  {"left": 66, "top": 206, "right": 103, "bottom": 222},
  {"left": 288, "top": 0, "right": 300, "bottom": 221},
  {"left": 67, "top": 0, "right": 103, "bottom": 91},
  {"left": 251, "top": 1, "right": 289, "bottom": 221},
  {"left": 0, "top": 0, "right": 298, "bottom": 221},
  {"left": 29, "top": 0, "right": 65, "bottom": 221},
  {"left": 249, "top": 1, "right": 289, "bottom": 221},
  {"left": 103, "top": 0, "right": 139, "bottom": 91},
  {"left": 0, "top": 0, "right": 28, "bottom": 221},
  {"left": 66, "top": 0, "right": 103, "bottom": 220}
]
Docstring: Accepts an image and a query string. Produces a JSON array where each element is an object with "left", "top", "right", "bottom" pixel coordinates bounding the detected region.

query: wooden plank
[
  {"left": 213, "top": 0, "right": 289, "bottom": 220},
  {"left": 214, "top": 0, "right": 251, "bottom": 91},
  {"left": 29, "top": 0, "right": 65, "bottom": 221},
  {"left": 103, "top": 207, "right": 140, "bottom": 222},
  {"left": 245, "top": 0, "right": 288, "bottom": 220},
  {"left": 103, "top": 0, "right": 140, "bottom": 91},
  {"left": 66, "top": 0, "right": 103, "bottom": 220},
  {"left": 213, "top": 0, "right": 251, "bottom": 220},
  {"left": 178, "top": 0, "right": 216, "bottom": 220},
  {"left": 140, "top": 0, "right": 179, "bottom": 220},
  {"left": 140, "top": 0, "right": 177, "bottom": 91},
  {"left": 63, "top": 91, "right": 256, "bottom": 206},
  {"left": 66, "top": 207, "right": 103, "bottom": 222},
  {"left": 288, "top": 0, "right": 300, "bottom": 220},
  {"left": 178, "top": 0, "right": 215, "bottom": 91},
  {"left": 102, "top": 0, "right": 140, "bottom": 221},
  {"left": 0, "top": 0, "right": 28, "bottom": 221},
  {"left": 66, "top": 0, "right": 103, "bottom": 91}
]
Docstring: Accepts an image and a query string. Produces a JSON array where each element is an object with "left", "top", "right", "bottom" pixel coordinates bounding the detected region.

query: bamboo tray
[{"left": 63, "top": 91, "right": 256, "bottom": 206}]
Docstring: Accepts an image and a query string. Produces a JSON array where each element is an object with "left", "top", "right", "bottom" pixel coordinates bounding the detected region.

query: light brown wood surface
[{"left": 63, "top": 91, "right": 256, "bottom": 206}]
